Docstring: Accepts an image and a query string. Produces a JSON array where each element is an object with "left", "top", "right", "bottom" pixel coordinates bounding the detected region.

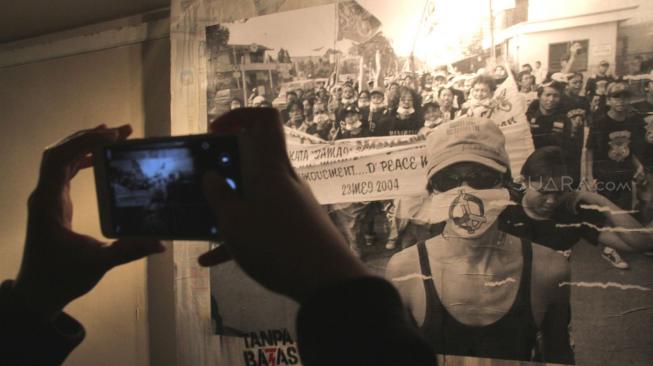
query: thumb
[{"left": 103, "top": 238, "right": 166, "bottom": 269}]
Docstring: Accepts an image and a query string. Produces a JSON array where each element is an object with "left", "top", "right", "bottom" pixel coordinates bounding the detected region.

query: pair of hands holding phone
[{"left": 12, "top": 108, "right": 369, "bottom": 321}]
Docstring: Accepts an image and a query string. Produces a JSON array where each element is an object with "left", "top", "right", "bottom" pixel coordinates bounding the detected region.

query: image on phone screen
[{"left": 97, "top": 135, "right": 240, "bottom": 239}]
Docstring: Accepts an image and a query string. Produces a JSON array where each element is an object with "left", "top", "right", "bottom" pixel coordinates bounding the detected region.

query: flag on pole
[
  {"left": 422, "top": 0, "right": 438, "bottom": 35},
  {"left": 337, "top": 1, "right": 382, "bottom": 43}
]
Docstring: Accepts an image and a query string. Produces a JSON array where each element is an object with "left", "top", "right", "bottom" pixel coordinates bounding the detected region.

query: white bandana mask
[
  {"left": 344, "top": 119, "right": 363, "bottom": 132},
  {"left": 421, "top": 188, "right": 512, "bottom": 238},
  {"left": 396, "top": 106, "right": 415, "bottom": 118}
]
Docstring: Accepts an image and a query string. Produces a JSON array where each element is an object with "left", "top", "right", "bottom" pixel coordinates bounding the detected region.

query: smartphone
[{"left": 93, "top": 134, "right": 241, "bottom": 240}]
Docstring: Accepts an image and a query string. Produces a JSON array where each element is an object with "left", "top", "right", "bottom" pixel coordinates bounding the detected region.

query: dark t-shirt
[
  {"left": 586, "top": 113, "right": 646, "bottom": 181},
  {"left": 585, "top": 74, "right": 614, "bottom": 96},
  {"left": 526, "top": 101, "right": 584, "bottom": 182},
  {"left": 499, "top": 198, "right": 606, "bottom": 251},
  {"left": 632, "top": 100, "right": 653, "bottom": 170},
  {"left": 561, "top": 94, "right": 590, "bottom": 114},
  {"left": 375, "top": 113, "right": 422, "bottom": 136}
]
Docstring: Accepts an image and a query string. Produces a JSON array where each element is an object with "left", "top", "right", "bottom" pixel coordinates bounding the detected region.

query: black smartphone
[{"left": 93, "top": 134, "right": 241, "bottom": 240}]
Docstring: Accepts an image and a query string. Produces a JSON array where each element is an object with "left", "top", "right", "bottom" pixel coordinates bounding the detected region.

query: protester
[
  {"left": 336, "top": 104, "right": 370, "bottom": 139},
  {"left": 585, "top": 60, "right": 615, "bottom": 96},
  {"left": 316, "top": 86, "right": 328, "bottom": 102},
  {"left": 432, "top": 71, "right": 447, "bottom": 93},
  {"left": 437, "top": 87, "right": 458, "bottom": 121},
  {"left": 500, "top": 146, "right": 653, "bottom": 256},
  {"left": 358, "top": 90, "right": 370, "bottom": 109},
  {"left": 251, "top": 95, "right": 266, "bottom": 108},
  {"left": 302, "top": 97, "right": 314, "bottom": 123},
  {"left": 375, "top": 87, "right": 422, "bottom": 136},
  {"left": 280, "top": 91, "right": 298, "bottom": 122},
  {"left": 403, "top": 74, "right": 417, "bottom": 91},
  {"left": 329, "top": 85, "right": 343, "bottom": 112},
  {"left": 459, "top": 75, "right": 496, "bottom": 118},
  {"left": 534, "top": 60, "right": 548, "bottom": 86},
  {"left": 368, "top": 87, "right": 387, "bottom": 134},
  {"left": 526, "top": 80, "right": 583, "bottom": 187},
  {"left": 589, "top": 79, "right": 610, "bottom": 124},
  {"left": 420, "top": 73, "right": 437, "bottom": 105},
  {"left": 295, "top": 88, "right": 305, "bottom": 103},
  {"left": 586, "top": 82, "right": 647, "bottom": 268},
  {"left": 522, "top": 63, "right": 533, "bottom": 74},
  {"left": 230, "top": 97, "right": 244, "bottom": 110},
  {"left": 385, "top": 117, "right": 574, "bottom": 364},
  {"left": 341, "top": 84, "right": 357, "bottom": 108},
  {"left": 418, "top": 102, "right": 443, "bottom": 135},
  {"left": 518, "top": 71, "right": 537, "bottom": 93},
  {"left": 284, "top": 100, "right": 304, "bottom": 129},
  {"left": 463, "top": 77, "right": 474, "bottom": 99},
  {"left": 385, "top": 82, "right": 401, "bottom": 112},
  {"left": 493, "top": 65, "right": 509, "bottom": 84},
  {"left": 311, "top": 98, "right": 333, "bottom": 140}
]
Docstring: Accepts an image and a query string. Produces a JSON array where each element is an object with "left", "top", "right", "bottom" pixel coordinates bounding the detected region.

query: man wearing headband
[{"left": 386, "top": 117, "right": 573, "bottom": 363}]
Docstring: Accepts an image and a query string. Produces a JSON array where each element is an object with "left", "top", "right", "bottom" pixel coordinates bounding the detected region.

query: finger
[
  {"left": 198, "top": 245, "right": 233, "bottom": 267},
  {"left": 212, "top": 108, "right": 291, "bottom": 166},
  {"left": 102, "top": 238, "right": 166, "bottom": 269},
  {"left": 77, "top": 154, "right": 94, "bottom": 170},
  {"left": 39, "top": 125, "right": 133, "bottom": 192}
]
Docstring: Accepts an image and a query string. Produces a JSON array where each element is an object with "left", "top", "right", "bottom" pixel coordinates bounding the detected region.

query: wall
[
  {"left": 527, "top": 0, "right": 639, "bottom": 22},
  {"left": 516, "top": 22, "right": 618, "bottom": 75},
  {"left": 0, "top": 31, "right": 171, "bottom": 366}
]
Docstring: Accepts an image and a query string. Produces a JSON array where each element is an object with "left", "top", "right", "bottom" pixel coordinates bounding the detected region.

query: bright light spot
[{"left": 225, "top": 178, "right": 237, "bottom": 191}]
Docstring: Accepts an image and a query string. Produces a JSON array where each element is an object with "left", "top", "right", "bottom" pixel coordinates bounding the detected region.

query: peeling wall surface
[{"left": 171, "top": 1, "right": 653, "bottom": 365}]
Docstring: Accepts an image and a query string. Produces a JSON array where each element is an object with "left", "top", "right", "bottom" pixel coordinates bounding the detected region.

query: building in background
[{"left": 490, "top": 0, "right": 652, "bottom": 76}]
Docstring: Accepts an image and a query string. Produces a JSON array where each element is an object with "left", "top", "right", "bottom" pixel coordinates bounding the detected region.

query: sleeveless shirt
[{"left": 417, "top": 237, "right": 538, "bottom": 361}]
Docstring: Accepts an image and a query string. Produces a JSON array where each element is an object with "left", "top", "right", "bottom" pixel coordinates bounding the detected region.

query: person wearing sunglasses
[{"left": 386, "top": 117, "right": 574, "bottom": 364}]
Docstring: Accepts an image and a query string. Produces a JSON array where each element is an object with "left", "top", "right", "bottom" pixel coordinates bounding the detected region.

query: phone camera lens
[{"left": 219, "top": 153, "right": 231, "bottom": 166}]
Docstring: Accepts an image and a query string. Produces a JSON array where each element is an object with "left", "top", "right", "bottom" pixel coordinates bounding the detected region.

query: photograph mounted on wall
[{"left": 175, "top": 0, "right": 653, "bottom": 364}]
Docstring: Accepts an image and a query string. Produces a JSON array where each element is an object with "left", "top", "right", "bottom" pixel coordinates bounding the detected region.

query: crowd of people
[
  {"left": 213, "top": 53, "right": 653, "bottom": 362},
  {"left": 226, "top": 51, "right": 653, "bottom": 270}
]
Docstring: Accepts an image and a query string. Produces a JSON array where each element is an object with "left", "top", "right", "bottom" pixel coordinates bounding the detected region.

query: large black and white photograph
[{"left": 202, "top": 0, "right": 653, "bottom": 365}]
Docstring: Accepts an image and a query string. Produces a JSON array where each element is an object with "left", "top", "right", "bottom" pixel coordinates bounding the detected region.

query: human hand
[
  {"left": 12, "top": 125, "right": 165, "bottom": 321},
  {"left": 198, "top": 108, "right": 369, "bottom": 303},
  {"left": 570, "top": 42, "right": 582, "bottom": 55}
]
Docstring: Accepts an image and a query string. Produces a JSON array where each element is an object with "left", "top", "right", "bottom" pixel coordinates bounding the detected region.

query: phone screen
[{"left": 98, "top": 135, "right": 240, "bottom": 239}]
